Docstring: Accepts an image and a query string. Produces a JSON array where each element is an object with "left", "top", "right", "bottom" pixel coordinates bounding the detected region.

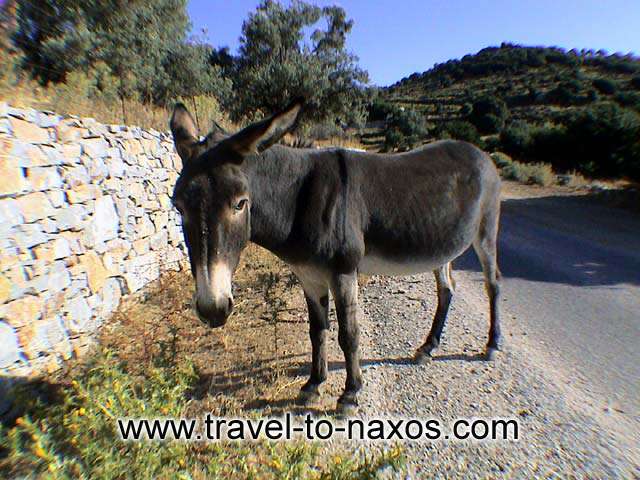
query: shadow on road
[{"left": 455, "top": 193, "right": 640, "bottom": 287}]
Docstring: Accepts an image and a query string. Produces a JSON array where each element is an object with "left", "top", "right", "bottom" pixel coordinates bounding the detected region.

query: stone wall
[{"left": 0, "top": 103, "right": 186, "bottom": 377}]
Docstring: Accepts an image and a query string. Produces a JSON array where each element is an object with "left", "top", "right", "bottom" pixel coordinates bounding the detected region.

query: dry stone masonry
[{"left": 0, "top": 103, "right": 186, "bottom": 378}]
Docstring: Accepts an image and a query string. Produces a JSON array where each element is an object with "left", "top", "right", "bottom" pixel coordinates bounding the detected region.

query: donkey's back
[{"left": 349, "top": 140, "right": 501, "bottom": 277}]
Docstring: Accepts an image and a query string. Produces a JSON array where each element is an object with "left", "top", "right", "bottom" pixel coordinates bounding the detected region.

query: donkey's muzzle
[{"left": 195, "top": 297, "right": 233, "bottom": 328}]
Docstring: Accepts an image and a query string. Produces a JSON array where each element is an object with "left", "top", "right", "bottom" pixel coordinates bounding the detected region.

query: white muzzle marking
[
  {"left": 195, "top": 261, "right": 233, "bottom": 312},
  {"left": 209, "top": 262, "right": 232, "bottom": 304}
]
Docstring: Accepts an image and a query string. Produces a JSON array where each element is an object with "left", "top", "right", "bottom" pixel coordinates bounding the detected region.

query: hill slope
[
  {"left": 384, "top": 43, "right": 640, "bottom": 125},
  {"left": 373, "top": 43, "right": 640, "bottom": 179}
]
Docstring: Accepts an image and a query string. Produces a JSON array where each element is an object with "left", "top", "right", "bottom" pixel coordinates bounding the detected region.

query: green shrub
[
  {"left": 459, "top": 102, "right": 473, "bottom": 116},
  {"left": 0, "top": 49, "right": 23, "bottom": 94},
  {"left": 442, "top": 120, "right": 480, "bottom": 144},
  {"left": 499, "top": 103, "right": 640, "bottom": 179},
  {"left": 368, "top": 98, "right": 396, "bottom": 121},
  {"left": 501, "top": 162, "right": 526, "bottom": 183},
  {"left": 383, "top": 129, "right": 404, "bottom": 151},
  {"left": 592, "top": 78, "right": 617, "bottom": 95},
  {"left": 614, "top": 91, "right": 640, "bottom": 111},
  {"left": 501, "top": 160, "right": 555, "bottom": 186},
  {"left": 482, "top": 135, "right": 501, "bottom": 152},
  {"left": 383, "top": 107, "right": 428, "bottom": 151},
  {"left": 475, "top": 113, "right": 505, "bottom": 135},
  {"left": 468, "top": 96, "right": 508, "bottom": 134},
  {"left": 527, "top": 123, "right": 568, "bottom": 163},
  {"left": 527, "top": 162, "right": 556, "bottom": 186},
  {"left": 587, "top": 89, "right": 599, "bottom": 102},
  {"left": 490, "top": 151, "right": 514, "bottom": 168},
  {"left": 500, "top": 121, "right": 533, "bottom": 156},
  {"left": 561, "top": 102, "right": 640, "bottom": 178},
  {"left": 545, "top": 81, "right": 586, "bottom": 106},
  {"left": 631, "top": 76, "right": 640, "bottom": 90}
]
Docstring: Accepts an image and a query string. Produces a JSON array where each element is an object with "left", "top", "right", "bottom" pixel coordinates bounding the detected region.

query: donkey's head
[{"left": 170, "top": 100, "right": 303, "bottom": 327}]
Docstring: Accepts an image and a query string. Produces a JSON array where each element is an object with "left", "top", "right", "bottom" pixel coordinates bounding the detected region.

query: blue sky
[{"left": 187, "top": 0, "right": 640, "bottom": 86}]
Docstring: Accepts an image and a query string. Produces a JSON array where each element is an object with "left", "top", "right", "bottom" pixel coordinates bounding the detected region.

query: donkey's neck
[{"left": 243, "top": 145, "right": 313, "bottom": 257}]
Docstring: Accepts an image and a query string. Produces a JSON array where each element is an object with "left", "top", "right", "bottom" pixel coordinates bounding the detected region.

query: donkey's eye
[{"left": 233, "top": 199, "right": 248, "bottom": 211}]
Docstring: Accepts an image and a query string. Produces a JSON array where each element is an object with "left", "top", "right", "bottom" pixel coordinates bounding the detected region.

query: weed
[
  {"left": 490, "top": 151, "right": 514, "bottom": 168},
  {"left": 498, "top": 156, "right": 556, "bottom": 186},
  {"left": 565, "top": 170, "right": 591, "bottom": 188},
  {"left": 527, "top": 163, "right": 556, "bottom": 186},
  {"left": 0, "top": 346, "right": 404, "bottom": 478}
]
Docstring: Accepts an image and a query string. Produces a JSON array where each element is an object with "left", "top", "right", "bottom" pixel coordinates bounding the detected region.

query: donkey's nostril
[{"left": 195, "top": 297, "right": 232, "bottom": 328}]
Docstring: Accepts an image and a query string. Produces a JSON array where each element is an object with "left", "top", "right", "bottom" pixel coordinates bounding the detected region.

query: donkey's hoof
[
  {"left": 296, "top": 385, "right": 321, "bottom": 406},
  {"left": 336, "top": 394, "right": 359, "bottom": 417},
  {"left": 485, "top": 347, "right": 500, "bottom": 361},
  {"left": 336, "top": 401, "right": 358, "bottom": 417},
  {"left": 414, "top": 349, "right": 433, "bottom": 365}
]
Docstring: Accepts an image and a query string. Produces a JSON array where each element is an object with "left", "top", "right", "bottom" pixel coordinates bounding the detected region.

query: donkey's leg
[
  {"left": 330, "top": 272, "right": 362, "bottom": 414},
  {"left": 414, "top": 263, "right": 454, "bottom": 363},
  {"left": 473, "top": 211, "right": 501, "bottom": 361},
  {"left": 290, "top": 269, "right": 330, "bottom": 405},
  {"left": 297, "top": 287, "right": 329, "bottom": 405}
]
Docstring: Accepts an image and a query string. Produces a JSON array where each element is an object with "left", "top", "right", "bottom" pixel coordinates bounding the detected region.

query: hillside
[
  {"left": 370, "top": 43, "right": 640, "bottom": 180},
  {"left": 384, "top": 42, "right": 640, "bottom": 126}
]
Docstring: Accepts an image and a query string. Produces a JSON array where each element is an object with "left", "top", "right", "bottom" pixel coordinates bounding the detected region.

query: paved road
[{"left": 455, "top": 187, "right": 640, "bottom": 417}]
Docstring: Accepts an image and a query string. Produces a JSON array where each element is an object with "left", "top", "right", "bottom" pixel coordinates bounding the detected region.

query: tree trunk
[
  {"left": 192, "top": 96, "right": 200, "bottom": 131},
  {"left": 120, "top": 94, "right": 127, "bottom": 125}
]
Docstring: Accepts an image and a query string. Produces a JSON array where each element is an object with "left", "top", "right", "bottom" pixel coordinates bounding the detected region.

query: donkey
[{"left": 169, "top": 99, "right": 502, "bottom": 414}]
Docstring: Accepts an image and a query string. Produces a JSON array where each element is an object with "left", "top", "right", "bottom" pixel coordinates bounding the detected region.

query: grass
[
  {"left": 491, "top": 152, "right": 556, "bottom": 186},
  {"left": 0, "top": 349, "right": 404, "bottom": 478},
  {"left": 0, "top": 50, "right": 229, "bottom": 133},
  {"left": 0, "top": 78, "right": 226, "bottom": 134},
  {"left": 314, "top": 136, "right": 367, "bottom": 151},
  {"left": 1, "top": 245, "right": 406, "bottom": 478},
  {"left": 562, "top": 170, "right": 591, "bottom": 188}
]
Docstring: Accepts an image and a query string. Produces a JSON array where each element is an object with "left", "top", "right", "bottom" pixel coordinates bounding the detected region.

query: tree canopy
[
  {"left": 11, "top": 0, "right": 227, "bottom": 104},
  {"left": 222, "top": 0, "right": 370, "bottom": 128},
  {"left": 8, "top": 0, "right": 370, "bottom": 132}
]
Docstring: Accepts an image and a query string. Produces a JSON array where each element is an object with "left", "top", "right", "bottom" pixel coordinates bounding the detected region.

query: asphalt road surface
[{"left": 455, "top": 185, "right": 640, "bottom": 416}]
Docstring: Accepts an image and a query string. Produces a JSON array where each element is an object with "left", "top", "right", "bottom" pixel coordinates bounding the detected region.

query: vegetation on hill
[{"left": 379, "top": 43, "right": 640, "bottom": 179}]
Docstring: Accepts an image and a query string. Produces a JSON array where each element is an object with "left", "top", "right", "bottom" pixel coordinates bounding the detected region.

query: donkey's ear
[
  {"left": 203, "top": 120, "right": 229, "bottom": 145},
  {"left": 226, "top": 98, "right": 304, "bottom": 157},
  {"left": 170, "top": 103, "right": 199, "bottom": 163}
]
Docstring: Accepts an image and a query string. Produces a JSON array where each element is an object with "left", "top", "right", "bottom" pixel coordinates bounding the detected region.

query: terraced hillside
[
  {"left": 368, "top": 44, "right": 640, "bottom": 180},
  {"left": 383, "top": 42, "right": 640, "bottom": 128}
]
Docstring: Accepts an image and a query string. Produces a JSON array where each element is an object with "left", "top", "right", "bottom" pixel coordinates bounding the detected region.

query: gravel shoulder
[{"left": 355, "top": 270, "right": 638, "bottom": 477}]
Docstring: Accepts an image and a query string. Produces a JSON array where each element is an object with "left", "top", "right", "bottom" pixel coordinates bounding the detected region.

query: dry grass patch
[
  {"left": 0, "top": 51, "right": 229, "bottom": 132},
  {"left": 491, "top": 152, "right": 556, "bottom": 186}
]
